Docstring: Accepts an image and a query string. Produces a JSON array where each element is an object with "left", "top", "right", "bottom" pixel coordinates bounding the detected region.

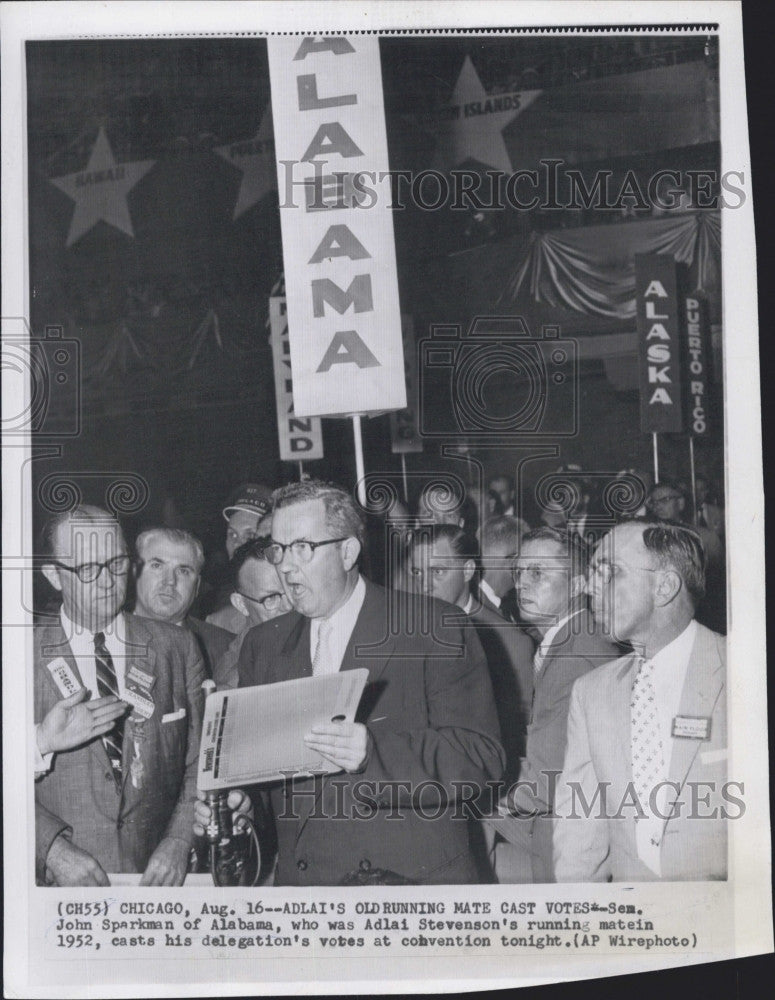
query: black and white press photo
[{"left": 2, "top": 1, "right": 770, "bottom": 995}]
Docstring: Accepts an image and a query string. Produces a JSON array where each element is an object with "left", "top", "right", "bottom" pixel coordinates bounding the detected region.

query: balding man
[
  {"left": 35, "top": 506, "right": 204, "bottom": 886},
  {"left": 554, "top": 519, "right": 727, "bottom": 881}
]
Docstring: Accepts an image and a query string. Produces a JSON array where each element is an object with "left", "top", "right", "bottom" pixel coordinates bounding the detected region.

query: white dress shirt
[
  {"left": 533, "top": 609, "right": 582, "bottom": 674},
  {"left": 479, "top": 578, "right": 501, "bottom": 610},
  {"left": 309, "top": 575, "right": 366, "bottom": 674},
  {"left": 634, "top": 619, "right": 697, "bottom": 874}
]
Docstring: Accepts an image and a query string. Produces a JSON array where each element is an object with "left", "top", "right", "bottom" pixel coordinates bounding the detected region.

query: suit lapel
[
  {"left": 341, "top": 581, "right": 395, "bottom": 681},
  {"left": 280, "top": 614, "right": 313, "bottom": 680},
  {"left": 119, "top": 615, "right": 160, "bottom": 797},
  {"left": 667, "top": 627, "right": 724, "bottom": 789}
]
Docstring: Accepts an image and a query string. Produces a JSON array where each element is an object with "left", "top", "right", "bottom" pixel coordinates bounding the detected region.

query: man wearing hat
[{"left": 206, "top": 483, "right": 272, "bottom": 633}]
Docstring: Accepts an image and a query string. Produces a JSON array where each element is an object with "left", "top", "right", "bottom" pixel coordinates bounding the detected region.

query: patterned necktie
[
  {"left": 533, "top": 644, "right": 546, "bottom": 677},
  {"left": 312, "top": 618, "right": 335, "bottom": 676},
  {"left": 630, "top": 657, "right": 664, "bottom": 810},
  {"left": 94, "top": 631, "right": 124, "bottom": 779}
]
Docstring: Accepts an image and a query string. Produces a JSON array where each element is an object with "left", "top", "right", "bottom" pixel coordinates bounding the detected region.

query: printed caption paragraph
[{"left": 46, "top": 894, "right": 700, "bottom": 958}]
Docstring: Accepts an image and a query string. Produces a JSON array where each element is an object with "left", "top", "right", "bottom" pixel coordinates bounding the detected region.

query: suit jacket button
[
  {"left": 359, "top": 858, "right": 371, "bottom": 872},
  {"left": 296, "top": 858, "right": 307, "bottom": 871},
  {"left": 116, "top": 819, "right": 123, "bottom": 829}
]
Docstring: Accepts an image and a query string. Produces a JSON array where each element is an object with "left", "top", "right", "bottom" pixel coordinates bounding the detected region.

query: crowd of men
[{"left": 33, "top": 467, "right": 728, "bottom": 887}]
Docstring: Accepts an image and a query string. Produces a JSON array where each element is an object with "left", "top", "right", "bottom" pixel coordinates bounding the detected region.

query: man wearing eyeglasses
[
  {"left": 132, "top": 527, "right": 232, "bottom": 681},
  {"left": 211, "top": 536, "right": 292, "bottom": 689},
  {"left": 197, "top": 479, "right": 504, "bottom": 885},
  {"left": 34, "top": 505, "right": 204, "bottom": 886},
  {"left": 554, "top": 519, "right": 727, "bottom": 881},
  {"left": 493, "top": 527, "right": 619, "bottom": 882}
]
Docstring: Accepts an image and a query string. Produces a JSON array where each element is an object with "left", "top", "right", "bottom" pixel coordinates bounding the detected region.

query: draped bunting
[{"left": 498, "top": 211, "right": 721, "bottom": 319}]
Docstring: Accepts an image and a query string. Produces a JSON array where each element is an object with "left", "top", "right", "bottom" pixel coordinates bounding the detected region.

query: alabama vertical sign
[{"left": 267, "top": 36, "right": 406, "bottom": 418}]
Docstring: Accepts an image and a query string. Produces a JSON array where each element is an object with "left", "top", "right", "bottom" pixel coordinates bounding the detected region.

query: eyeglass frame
[
  {"left": 264, "top": 536, "right": 350, "bottom": 566},
  {"left": 46, "top": 554, "right": 133, "bottom": 583},
  {"left": 236, "top": 589, "right": 286, "bottom": 611}
]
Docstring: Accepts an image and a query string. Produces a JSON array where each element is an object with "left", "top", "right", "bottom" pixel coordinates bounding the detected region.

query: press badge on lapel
[
  {"left": 672, "top": 715, "right": 711, "bottom": 740},
  {"left": 124, "top": 664, "right": 156, "bottom": 720}
]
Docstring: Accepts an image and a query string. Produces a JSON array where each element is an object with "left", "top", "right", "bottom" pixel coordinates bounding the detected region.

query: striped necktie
[{"left": 94, "top": 631, "right": 124, "bottom": 779}]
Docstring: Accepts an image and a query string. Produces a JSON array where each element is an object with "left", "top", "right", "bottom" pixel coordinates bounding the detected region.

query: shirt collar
[
  {"left": 539, "top": 608, "right": 582, "bottom": 654},
  {"left": 479, "top": 579, "right": 500, "bottom": 609},
  {"left": 647, "top": 619, "right": 697, "bottom": 676},
  {"left": 60, "top": 605, "right": 125, "bottom": 649},
  {"left": 462, "top": 593, "right": 475, "bottom": 616}
]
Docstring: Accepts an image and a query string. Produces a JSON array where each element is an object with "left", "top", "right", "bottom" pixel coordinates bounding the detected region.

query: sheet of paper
[{"left": 197, "top": 670, "right": 369, "bottom": 790}]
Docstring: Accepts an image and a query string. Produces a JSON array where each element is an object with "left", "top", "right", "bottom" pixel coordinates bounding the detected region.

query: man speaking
[{"left": 202, "top": 480, "right": 504, "bottom": 886}]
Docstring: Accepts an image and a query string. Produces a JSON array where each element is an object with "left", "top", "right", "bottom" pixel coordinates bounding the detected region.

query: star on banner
[
  {"left": 50, "top": 127, "right": 155, "bottom": 247},
  {"left": 214, "top": 108, "right": 277, "bottom": 219},
  {"left": 432, "top": 56, "right": 541, "bottom": 173}
]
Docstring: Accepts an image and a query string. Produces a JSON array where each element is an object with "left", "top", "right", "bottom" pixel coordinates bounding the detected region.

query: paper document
[{"left": 197, "top": 669, "right": 369, "bottom": 790}]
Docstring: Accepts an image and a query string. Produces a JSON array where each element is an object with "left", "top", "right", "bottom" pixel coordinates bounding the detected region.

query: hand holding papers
[{"left": 197, "top": 669, "right": 369, "bottom": 791}]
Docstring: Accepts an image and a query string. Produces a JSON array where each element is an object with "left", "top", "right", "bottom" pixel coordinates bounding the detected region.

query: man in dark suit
[
  {"left": 34, "top": 506, "right": 204, "bottom": 886},
  {"left": 492, "top": 527, "right": 619, "bottom": 882},
  {"left": 406, "top": 523, "right": 534, "bottom": 774},
  {"left": 198, "top": 480, "right": 504, "bottom": 885},
  {"left": 132, "top": 526, "right": 232, "bottom": 678}
]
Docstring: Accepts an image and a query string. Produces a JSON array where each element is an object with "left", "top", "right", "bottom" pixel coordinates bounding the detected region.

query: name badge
[
  {"left": 124, "top": 665, "right": 155, "bottom": 720},
  {"left": 126, "top": 664, "right": 156, "bottom": 695},
  {"left": 123, "top": 688, "right": 155, "bottom": 720},
  {"left": 672, "top": 715, "right": 711, "bottom": 740},
  {"left": 46, "top": 657, "right": 83, "bottom": 698}
]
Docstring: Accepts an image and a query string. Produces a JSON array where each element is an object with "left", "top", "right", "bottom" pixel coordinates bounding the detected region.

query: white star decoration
[
  {"left": 432, "top": 56, "right": 541, "bottom": 173},
  {"left": 50, "top": 127, "right": 155, "bottom": 247},
  {"left": 214, "top": 107, "right": 277, "bottom": 219}
]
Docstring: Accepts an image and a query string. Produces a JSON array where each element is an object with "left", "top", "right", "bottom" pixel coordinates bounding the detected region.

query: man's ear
[
  {"left": 341, "top": 536, "right": 361, "bottom": 571},
  {"left": 230, "top": 592, "right": 248, "bottom": 617},
  {"left": 654, "top": 569, "right": 682, "bottom": 606},
  {"left": 41, "top": 563, "right": 62, "bottom": 593},
  {"left": 463, "top": 558, "right": 476, "bottom": 583}
]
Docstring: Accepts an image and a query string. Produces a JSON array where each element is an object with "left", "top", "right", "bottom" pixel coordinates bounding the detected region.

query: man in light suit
[
  {"left": 34, "top": 505, "right": 204, "bottom": 886},
  {"left": 197, "top": 480, "right": 504, "bottom": 885},
  {"left": 554, "top": 519, "right": 728, "bottom": 882},
  {"left": 492, "top": 527, "right": 619, "bottom": 882}
]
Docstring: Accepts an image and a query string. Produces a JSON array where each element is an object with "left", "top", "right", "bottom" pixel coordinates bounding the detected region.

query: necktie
[
  {"left": 312, "top": 618, "right": 335, "bottom": 676},
  {"left": 533, "top": 644, "right": 546, "bottom": 677},
  {"left": 630, "top": 657, "right": 664, "bottom": 812},
  {"left": 94, "top": 631, "right": 124, "bottom": 779}
]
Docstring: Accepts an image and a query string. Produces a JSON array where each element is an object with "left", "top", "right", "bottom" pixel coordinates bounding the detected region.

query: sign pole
[
  {"left": 689, "top": 435, "right": 698, "bottom": 525},
  {"left": 298, "top": 461, "right": 305, "bottom": 482},
  {"left": 400, "top": 453, "right": 409, "bottom": 504},
  {"left": 652, "top": 432, "right": 660, "bottom": 484},
  {"left": 351, "top": 414, "right": 367, "bottom": 507}
]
